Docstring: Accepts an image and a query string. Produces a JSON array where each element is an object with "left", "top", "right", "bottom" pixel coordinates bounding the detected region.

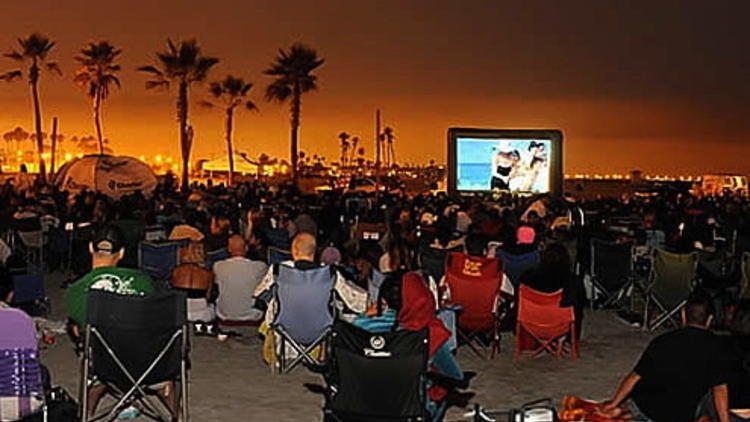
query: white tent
[{"left": 54, "top": 155, "right": 158, "bottom": 198}]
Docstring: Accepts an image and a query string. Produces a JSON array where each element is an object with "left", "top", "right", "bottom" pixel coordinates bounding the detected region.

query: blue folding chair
[
  {"left": 497, "top": 250, "right": 540, "bottom": 287},
  {"left": 12, "top": 274, "right": 49, "bottom": 317},
  {"left": 205, "top": 248, "right": 229, "bottom": 270},
  {"left": 271, "top": 265, "right": 335, "bottom": 374},
  {"left": 267, "top": 246, "right": 292, "bottom": 266},
  {"left": 138, "top": 240, "right": 182, "bottom": 288}
]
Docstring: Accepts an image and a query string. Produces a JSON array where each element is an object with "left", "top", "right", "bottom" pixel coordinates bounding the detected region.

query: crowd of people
[{"left": 3, "top": 174, "right": 750, "bottom": 421}]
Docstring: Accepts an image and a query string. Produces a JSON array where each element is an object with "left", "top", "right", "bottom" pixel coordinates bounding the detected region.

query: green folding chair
[{"left": 645, "top": 249, "right": 698, "bottom": 331}]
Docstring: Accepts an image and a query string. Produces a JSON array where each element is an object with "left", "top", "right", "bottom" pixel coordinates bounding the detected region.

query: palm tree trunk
[
  {"left": 94, "top": 90, "right": 104, "bottom": 155},
  {"left": 29, "top": 61, "right": 46, "bottom": 182},
  {"left": 290, "top": 84, "right": 301, "bottom": 186},
  {"left": 225, "top": 107, "right": 235, "bottom": 186},
  {"left": 178, "top": 80, "right": 190, "bottom": 191}
]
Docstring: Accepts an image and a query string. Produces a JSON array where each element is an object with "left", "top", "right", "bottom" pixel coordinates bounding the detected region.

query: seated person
[
  {"left": 519, "top": 243, "right": 584, "bottom": 337},
  {"left": 603, "top": 293, "right": 730, "bottom": 422},
  {"left": 352, "top": 271, "right": 464, "bottom": 421},
  {"left": 171, "top": 241, "right": 215, "bottom": 324},
  {"left": 700, "top": 300, "right": 750, "bottom": 421},
  {"left": 254, "top": 232, "right": 367, "bottom": 319},
  {"left": 63, "top": 224, "right": 168, "bottom": 418},
  {"left": 65, "top": 225, "right": 157, "bottom": 335},
  {"left": 213, "top": 235, "right": 267, "bottom": 323}
]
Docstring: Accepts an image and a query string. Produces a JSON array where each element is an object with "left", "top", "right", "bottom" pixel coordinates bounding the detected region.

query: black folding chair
[
  {"left": 80, "top": 290, "right": 189, "bottom": 422},
  {"left": 589, "top": 239, "right": 634, "bottom": 308},
  {"left": 323, "top": 321, "right": 430, "bottom": 422}
]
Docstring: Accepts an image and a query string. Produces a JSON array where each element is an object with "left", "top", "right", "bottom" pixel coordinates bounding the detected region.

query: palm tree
[
  {"left": 138, "top": 39, "right": 219, "bottom": 191},
  {"left": 74, "top": 41, "right": 122, "bottom": 155},
  {"left": 382, "top": 126, "right": 395, "bottom": 168},
  {"left": 201, "top": 75, "right": 257, "bottom": 186},
  {"left": 0, "top": 33, "right": 61, "bottom": 181},
  {"left": 349, "top": 136, "right": 359, "bottom": 165},
  {"left": 264, "top": 43, "right": 324, "bottom": 185},
  {"left": 338, "top": 131, "right": 350, "bottom": 166}
]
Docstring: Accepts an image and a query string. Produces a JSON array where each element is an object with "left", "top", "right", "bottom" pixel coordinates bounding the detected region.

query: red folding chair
[
  {"left": 515, "top": 285, "right": 578, "bottom": 360},
  {"left": 443, "top": 252, "right": 503, "bottom": 358}
]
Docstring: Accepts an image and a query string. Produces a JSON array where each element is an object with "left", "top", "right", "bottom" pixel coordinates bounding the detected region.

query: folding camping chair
[
  {"left": 644, "top": 249, "right": 698, "bottom": 331},
  {"left": 496, "top": 250, "right": 540, "bottom": 287},
  {"left": 443, "top": 252, "right": 503, "bottom": 359},
  {"left": 205, "top": 248, "right": 229, "bottom": 270},
  {"left": 267, "top": 246, "right": 292, "bottom": 265},
  {"left": 0, "top": 307, "right": 47, "bottom": 422},
  {"left": 515, "top": 285, "right": 577, "bottom": 360},
  {"left": 12, "top": 274, "right": 49, "bottom": 317},
  {"left": 740, "top": 251, "right": 750, "bottom": 300},
  {"left": 138, "top": 240, "right": 182, "bottom": 289},
  {"left": 589, "top": 239, "right": 634, "bottom": 308},
  {"left": 271, "top": 265, "right": 336, "bottom": 374},
  {"left": 323, "top": 321, "right": 430, "bottom": 422},
  {"left": 11, "top": 216, "right": 45, "bottom": 274},
  {"left": 80, "top": 290, "right": 189, "bottom": 422}
]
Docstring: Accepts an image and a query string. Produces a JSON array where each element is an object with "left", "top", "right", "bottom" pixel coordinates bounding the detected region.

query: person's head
[
  {"left": 681, "top": 291, "right": 714, "bottom": 328},
  {"left": 465, "top": 233, "right": 487, "bottom": 257},
  {"left": 89, "top": 224, "right": 126, "bottom": 268},
  {"left": 292, "top": 232, "right": 317, "bottom": 261},
  {"left": 377, "top": 272, "right": 403, "bottom": 315},
  {"left": 540, "top": 243, "right": 570, "bottom": 272},
  {"left": 227, "top": 235, "right": 247, "bottom": 257}
]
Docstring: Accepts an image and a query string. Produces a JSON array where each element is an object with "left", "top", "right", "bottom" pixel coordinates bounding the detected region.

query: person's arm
[
  {"left": 603, "top": 372, "right": 641, "bottom": 411},
  {"left": 713, "top": 384, "right": 730, "bottom": 422}
]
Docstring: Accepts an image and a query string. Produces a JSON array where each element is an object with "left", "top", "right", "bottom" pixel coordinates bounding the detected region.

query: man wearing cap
[{"left": 65, "top": 224, "right": 156, "bottom": 331}]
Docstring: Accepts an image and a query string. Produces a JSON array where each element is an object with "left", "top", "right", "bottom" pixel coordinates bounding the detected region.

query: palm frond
[
  {"left": 137, "top": 65, "right": 164, "bottom": 77},
  {"left": 245, "top": 100, "right": 258, "bottom": 111},
  {"left": 46, "top": 62, "right": 62, "bottom": 75},
  {"left": 0, "top": 70, "right": 23, "bottom": 81},
  {"left": 4, "top": 51, "right": 24, "bottom": 62},
  {"left": 198, "top": 100, "right": 215, "bottom": 109},
  {"left": 145, "top": 80, "right": 169, "bottom": 90}
]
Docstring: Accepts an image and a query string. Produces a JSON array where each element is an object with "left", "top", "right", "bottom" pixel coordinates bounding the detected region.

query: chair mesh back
[
  {"left": 327, "top": 322, "right": 428, "bottom": 420},
  {"left": 86, "top": 290, "right": 186, "bottom": 391},
  {"left": 139, "top": 241, "right": 182, "bottom": 286},
  {"left": 497, "top": 250, "right": 540, "bottom": 287},
  {"left": 0, "top": 308, "right": 42, "bottom": 396},
  {"left": 651, "top": 249, "right": 697, "bottom": 310},
  {"left": 273, "top": 265, "right": 335, "bottom": 345},
  {"left": 12, "top": 274, "right": 45, "bottom": 304},
  {"left": 591, "top": 240, "right": 632, "bottom": 290}
]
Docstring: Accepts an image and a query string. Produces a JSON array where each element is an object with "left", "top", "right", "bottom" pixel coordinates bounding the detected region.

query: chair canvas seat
[
  {"left": 324, "top": 321, "right": 429, "bottom": 422},
  {"left": 0, "top": 307, "right": 45, "bottom": 422},
  {"left": 444, "top": 252, "right": 503, "bottom": 358},
  {"left": 590, "top": 239, "right": 634, "bottom": 307},
  {"left": 271, "top": 264, "right": 336, "bottom": 373},
  {"left": 645, "top": 249, "right": 698, "bottom": 331},
  {"left": 81, "top": 290, "right": 189, "bottom": 422},
  {"left": 515, "top": 285, "right": 577, "bottom": 360}
]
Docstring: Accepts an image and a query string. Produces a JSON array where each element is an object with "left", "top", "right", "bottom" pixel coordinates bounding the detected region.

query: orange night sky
[{"left": 0, "top": 0, "right": 748, "bottom": 175}]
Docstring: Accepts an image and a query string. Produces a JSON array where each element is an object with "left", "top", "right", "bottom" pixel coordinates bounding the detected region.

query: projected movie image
[{"left": 456, "top": 138, "right": 552, "bottom": 192}]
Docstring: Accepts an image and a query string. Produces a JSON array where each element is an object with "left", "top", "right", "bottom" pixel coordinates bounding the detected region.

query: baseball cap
[
  {"left": 516, "top": 226, "right": 536, "bottom": 245},
  {"left": 91, "top": 224, "right": 126, "bottom": 254}
]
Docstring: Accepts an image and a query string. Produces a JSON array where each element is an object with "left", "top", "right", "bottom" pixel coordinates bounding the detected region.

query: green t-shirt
[{"left": 64, "top": 266, "right": 155, "bottom": 327}]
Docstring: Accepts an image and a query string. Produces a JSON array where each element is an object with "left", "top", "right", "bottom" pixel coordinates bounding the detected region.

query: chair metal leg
[
  {"left": 181, "top": 327, "right": 189, "bottom": 422},
  {"left": 80, "top": 326, "right": 91, "bottom": 422}
]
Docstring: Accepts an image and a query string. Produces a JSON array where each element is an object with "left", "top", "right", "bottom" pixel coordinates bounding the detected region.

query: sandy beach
[{"left": 39, "top": 271, "right": 654, "bottom": 421}]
